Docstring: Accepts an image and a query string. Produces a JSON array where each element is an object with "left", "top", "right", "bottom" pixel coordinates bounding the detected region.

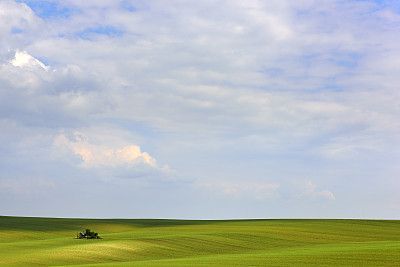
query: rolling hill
[{"left": 1, "top": 216, "right": 399, "bottom": 266}]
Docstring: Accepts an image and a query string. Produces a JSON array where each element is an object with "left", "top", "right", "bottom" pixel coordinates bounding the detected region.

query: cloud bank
[{"left": 0, "top": 0, "right": 399, "bottom": 219}]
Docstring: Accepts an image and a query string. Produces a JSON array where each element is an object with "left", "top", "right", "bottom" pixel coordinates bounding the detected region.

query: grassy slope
[{"left": 0, "top": 217, "right": 399, "bottom": 266}]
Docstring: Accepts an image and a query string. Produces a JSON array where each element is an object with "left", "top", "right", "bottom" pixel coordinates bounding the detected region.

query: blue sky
[
  {"left": 16, "top": 0, "right": 77, "bottom": 19},
  {"left": 0, "top": 0, "right": 399, "bottom": 219}
]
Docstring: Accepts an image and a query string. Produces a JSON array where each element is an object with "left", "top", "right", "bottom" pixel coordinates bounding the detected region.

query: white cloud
[
  {"left": 53, "top": 132, "right": 161, "bottom": 169},
  {"left": 0, "top": 1, "right": 37, "bottom": 33},
  {"left": 0, "top": 49, "right": 115, "bottom": 128},
  {"left": 10, "top": 49, "right": 49, "bottom": 71}
]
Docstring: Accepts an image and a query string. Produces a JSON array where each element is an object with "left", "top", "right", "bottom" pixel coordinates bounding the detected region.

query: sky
[{"left": 0, "top": 0, "right": 399, "bottom": 219}]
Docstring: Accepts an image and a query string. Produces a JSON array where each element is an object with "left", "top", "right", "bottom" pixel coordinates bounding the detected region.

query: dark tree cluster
[{"left": 77, "top": 229, "right": 101, "bottom": 239}]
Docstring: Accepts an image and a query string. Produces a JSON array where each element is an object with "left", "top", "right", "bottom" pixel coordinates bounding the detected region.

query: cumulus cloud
[
  {"left": 10, "top": 49, "right": 49, "bottom": 70},
  {"left": 53, "top": 131, "right": 165, "bottom": 171},
  {"left": 0, "top": 49, "right": 115, "bottom": 128}
]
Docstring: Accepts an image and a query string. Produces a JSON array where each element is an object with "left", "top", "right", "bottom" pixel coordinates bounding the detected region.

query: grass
[{"left": 0, "top": 217, "right": 399, "bottom": 266}]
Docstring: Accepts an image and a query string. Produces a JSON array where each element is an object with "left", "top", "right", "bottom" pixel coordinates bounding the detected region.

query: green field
[{"left": 1, "top": 216, "right": 399, "bottom": 266}]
